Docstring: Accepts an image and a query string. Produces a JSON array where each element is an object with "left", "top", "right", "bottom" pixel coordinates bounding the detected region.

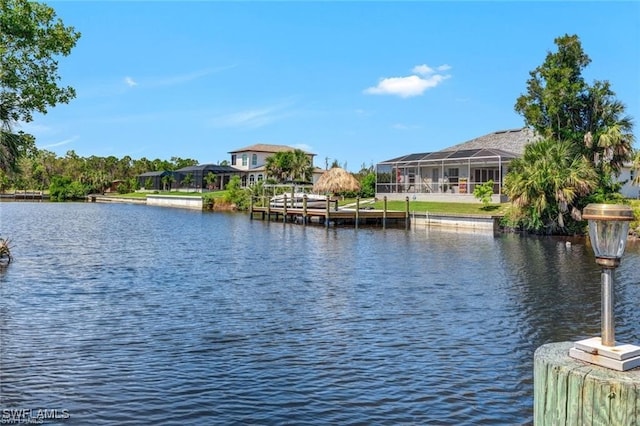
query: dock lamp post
[{"left": 569, "top": 203, "right": 640, "bottom": 371}]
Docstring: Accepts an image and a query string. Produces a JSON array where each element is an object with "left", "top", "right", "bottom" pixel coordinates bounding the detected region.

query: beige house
[
  {"left": 376, "top": 128, "right": 539, "bottom": 203},
  {"left": 228, "top": 143, "right": 324, "bottom": 186}
]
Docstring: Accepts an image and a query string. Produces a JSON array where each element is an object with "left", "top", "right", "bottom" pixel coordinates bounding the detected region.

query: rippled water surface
[{"left": 1, "top": 202, "right": 639, "bottom": 425}]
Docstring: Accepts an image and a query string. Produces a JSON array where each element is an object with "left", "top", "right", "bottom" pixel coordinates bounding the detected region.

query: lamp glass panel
[{"left": 588, "top": 220, "right": 630, "bottom": 259}]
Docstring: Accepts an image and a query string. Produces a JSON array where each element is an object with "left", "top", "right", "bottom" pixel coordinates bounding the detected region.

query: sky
[{"left": 21, "top": 1, "right": 640, "bottom": 172}]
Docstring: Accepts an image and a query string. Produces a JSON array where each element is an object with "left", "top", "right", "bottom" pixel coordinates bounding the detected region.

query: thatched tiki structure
[{"left": 313, "top": 167, "right": 361, "bottom": 196}]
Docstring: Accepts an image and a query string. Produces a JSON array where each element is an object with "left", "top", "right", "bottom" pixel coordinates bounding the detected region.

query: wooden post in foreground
[
  {"left": 383, "top": 196, "right": 387, "bottom": 229},
  {"left": 534, "top": 342, "right": 640, "bottom": 425},
  {"left": 405, "top": 196, "right": 410, "bottom": 230},
  {"left": 325, "top": 197, "right": 330, "bottom": 227},
  {"left": 355, "top": 196, "right": 360, "bottom": 229}
]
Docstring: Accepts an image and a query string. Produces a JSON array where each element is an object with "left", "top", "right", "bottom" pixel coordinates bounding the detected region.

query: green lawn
[{"left": 369, "top": 199, "right": 508, "bottom": 215}]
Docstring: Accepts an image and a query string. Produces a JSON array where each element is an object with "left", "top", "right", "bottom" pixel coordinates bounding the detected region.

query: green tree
[
  {"left": 222, "top": 175, "right": 249, "bottom": 210},
  {"left": 473, "top": 180, "right": 495, "bottom": 209},
  {"left": 1, "top": 0, "right": 80, "bottom": 173},
  {"left": 510, "top": 34, "right": 634, "bottom": 233},
  {"left": 204, "top": 171, "right": 217, "bottom": 190},
  {"left": 290, "top": 149, "right": 313, "bottom": 183},
  {"left": 181, "top": 172, "right": 194, "bottom": 188},
  {"left": 359, "top": 172, "right": 376, "bottom": 198},
  {"left": 504, "top": 139, "right": 597, "bottom": 234},
  {"left": 265, "top": 151, "right": 292, "bottom": 182},
  {"left": 171, "top": 157, "right": 198, "bottom": 170},
  {"left": 161, "top": 174, "right": 175, "bottom": 191},
  {"left": 264, "top": 149, "right": 312, "bottom": 183}
]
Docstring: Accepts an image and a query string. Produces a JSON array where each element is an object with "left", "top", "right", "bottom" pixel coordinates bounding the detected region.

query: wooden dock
[{"left": 249, "top": 196, "right": 410, "bottom": 229}]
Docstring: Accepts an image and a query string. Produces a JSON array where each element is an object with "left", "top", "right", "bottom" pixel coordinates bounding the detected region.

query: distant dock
[
  {"left": 249, "top": 196, "right": 410, "bottom": 229},
  {"left": 0, "top": 191, "right": 46, "bottom": 200}
]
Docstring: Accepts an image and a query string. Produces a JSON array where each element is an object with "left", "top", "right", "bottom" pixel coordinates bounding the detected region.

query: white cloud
[
  {"left": 364, "top": 64, "right": 452, "bottom": 98},
  {"left": 124, "top": 76, "right": 137, "bottom": 87},
  {"left": 40, "top": 136, "right": 79, "bottom": 149},
  {"left": 210, "top": 103, "right": 293, "bottom": 129},
  {"left": 412, "top": 64, "right": 434, "bottom": 75}
]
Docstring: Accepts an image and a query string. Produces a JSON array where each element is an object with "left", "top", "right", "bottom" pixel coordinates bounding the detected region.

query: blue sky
[{"left": 23, "top": 1, "right": 640, "bottom": 172}]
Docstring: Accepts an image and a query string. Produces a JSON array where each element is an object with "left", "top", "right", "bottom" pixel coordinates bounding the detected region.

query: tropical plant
[
  {"left": 161, "top": 174, "right": 175, "bottom": 191},
  {"left": 181, "top": 173, "right": 194, "bottom": 188},
  {"left": 511, "top": 34, "right": 634, "bottom": 233},
  {"left": 264, "top": 149, "right": 312, "bottom": 183},
  {"left": 359, "top": 172, "right": 376, "bottom": 198},
  {"left": 204, "top": 172, "right": 217, "bottom": 190},
  {"left": 632, "top": 150, "right": 640, "bottom": 186},
  {"left": 473, "top": 180, "right": 494, "bottom": 209},
  {"left": 504, "top": 139, "right": 597, "bottom": 234},
  {"left": 1, "top": 0, "right": 80, "bottom": 173},
  {"left": 222, "top": 175, "right": 250, "bottom": 210}
]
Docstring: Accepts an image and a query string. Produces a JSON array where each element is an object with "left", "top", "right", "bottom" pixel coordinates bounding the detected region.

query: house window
[
  {"left": 257, "top": 174, "right": 263, "bottom": 182},
  {"left": 447, "top": 168, "right": 459, "bottom": 184},
  {"left": 474, "top": 168, "right": 499, "bottom": 183},
  {"left": 242, "top": 154, "right": 248, "bottom": 166},
  {"left": 251, "top": 154, "right": 258, "bottom": 166},
  {"left": 249, "top": 174, "right": 255, "bottom": 185},
  {"left": 241, "top": 175, "right": 247, "bottom": 186},
  {"left": 231, "top": 154, "right": 237, "bottom": 165}
]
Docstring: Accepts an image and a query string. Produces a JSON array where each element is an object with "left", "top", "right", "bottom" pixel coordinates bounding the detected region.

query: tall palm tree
[
  {"left": 583, "top": 82, "right": 635, "bottom": 177},
  {"left": 290, "top": 149, "right": 313, "bottom": 183},
  {"left": 504, "top": 139, "right": 598, "bottom": 233}
]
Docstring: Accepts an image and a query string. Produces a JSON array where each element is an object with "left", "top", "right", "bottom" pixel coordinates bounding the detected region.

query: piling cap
[{"left": 582, "top": 203, "right": 634, "bottom": 221}]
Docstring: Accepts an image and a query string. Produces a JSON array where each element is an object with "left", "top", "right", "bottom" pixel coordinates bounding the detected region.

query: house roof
[
  {"left": 138, "top": 171, "right": 173, "bottom": 177},
  {"left": 228, "top": 143, "right": 315, "bottom": 156},
  {"left": 379, "top": 128, "right": 539, "bottom": 164},
  {"left": 175, "top": 164, "right": 240, "bottom": 174},
  {"left": 439, "top": 128, "right": 538, "bottom": 155}
]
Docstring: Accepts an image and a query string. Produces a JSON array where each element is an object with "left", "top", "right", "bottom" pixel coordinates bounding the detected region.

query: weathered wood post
[
  {"left": 325, "top": 197, "right": 330, "bottom": 227},
  {"left": 302, "top": 194, "right": 308, "bottom": 225},
  {"left": 534, "top": 342, "right": 640, "bottom": 425},
  {"left": 266, "top": 196, "right": 271, "bottom": 222},
  {"left": 283, "top": 194, "right": 288, "bottom": 223},
  {"left": 249, "top": 195, "right": 254, "bottom": 220},
  {"left": 405, "top": 196, "right": 410, "bottom": 230},
  {"left": 534, "top": 204, "right": 640, "bottom": 425},
  {"left": 383, "top": 196, "right": 387, "bottom": 229},
  {"left": 355, "top": 196, "right": 360, "bottom": 229}
]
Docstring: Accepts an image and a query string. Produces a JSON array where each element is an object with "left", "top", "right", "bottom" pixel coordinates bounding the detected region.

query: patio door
[{"left": 432, "top": 169, "right": 440, "bottom": 193}]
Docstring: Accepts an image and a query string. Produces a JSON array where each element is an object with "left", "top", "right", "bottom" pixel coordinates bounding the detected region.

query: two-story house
[{"left": 228, "top": 144, "right": 324, "bottom": 186}]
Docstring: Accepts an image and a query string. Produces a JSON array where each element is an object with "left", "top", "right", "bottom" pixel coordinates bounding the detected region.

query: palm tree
[
  {"left": 290, "top": 149, "right": 313, "bottom": 183},
  {"left": 504, "top": 139, "right": 598, "bottom": 234},
  {"left": 583, "top": 82, "right": 635, "bottom": 177},
  {"left": 161, "top": 174, "right": 175, "bottom": 191},
  {"left": 632, "top": 150, "right": 640, "bottom": 186},
  {"left": 264, "top": 152, "right": 292, "bottom": 182},
  {"left": 204, "top": 171, "right": 217, "bottom": 190}
]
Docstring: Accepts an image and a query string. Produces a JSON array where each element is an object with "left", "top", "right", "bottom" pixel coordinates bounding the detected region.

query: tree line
[
  {"left": 503, "top": 34, "right": 639, "bottom": 234},
  {"left": 1, "top": 0, "right": 637, "bottom": 234}
]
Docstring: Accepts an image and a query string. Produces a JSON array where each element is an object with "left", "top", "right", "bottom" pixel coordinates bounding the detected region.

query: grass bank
[{"left": 370, "top": 200, "right": 508, "bottom": 215}]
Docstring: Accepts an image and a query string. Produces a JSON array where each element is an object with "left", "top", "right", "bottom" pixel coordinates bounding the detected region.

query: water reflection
[{"left": 0, "top": 202, "right": 639, "bottom": 425}]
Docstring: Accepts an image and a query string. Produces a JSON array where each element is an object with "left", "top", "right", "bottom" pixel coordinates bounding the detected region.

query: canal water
[{"left": 0, "top": 202, "right": 639, "bottom": 425}]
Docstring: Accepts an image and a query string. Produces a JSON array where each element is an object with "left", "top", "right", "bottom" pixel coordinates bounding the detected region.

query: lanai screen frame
[{"left": 376, "top": 149, "right": 518, "bottom": 195}]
